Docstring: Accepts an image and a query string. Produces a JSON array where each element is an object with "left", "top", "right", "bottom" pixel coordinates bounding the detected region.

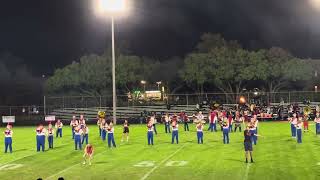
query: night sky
[{"left": 1, "top": 0, "right": 320, "bottom": 75}]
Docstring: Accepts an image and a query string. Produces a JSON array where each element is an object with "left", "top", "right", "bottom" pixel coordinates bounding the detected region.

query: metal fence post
[
  {"left": 288, "top": 92, "right": 291, "bottom": 104},
  {"left": 44, "top": 96, "right": 46, "bottom": 115},
  {"left": 62, "top": 96, "right": 65, "bottom": 110},
  {"left": 186, "top": 94, "right": 189, "bottom": 108}
]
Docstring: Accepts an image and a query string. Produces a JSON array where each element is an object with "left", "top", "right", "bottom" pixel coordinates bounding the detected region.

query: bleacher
[{"left": 49, "top": 105, "right": 211, "bottom": 123}]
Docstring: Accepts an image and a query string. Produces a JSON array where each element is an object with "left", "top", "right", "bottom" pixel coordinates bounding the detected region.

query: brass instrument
[
  {"left": 98, "top": 111, "right": 106, "bottom": 118},
  {"left": 303, "top": 106, "right": 312, "bottom": 116}
]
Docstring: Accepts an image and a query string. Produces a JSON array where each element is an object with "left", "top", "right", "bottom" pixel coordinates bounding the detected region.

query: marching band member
[
  {"left": 147, "top": 120, "right": 154, "bottom": 145},
  {"left": 4, "top": 124, "right": 13, "bottom": 153},
  {"left": 151, "top": 113, "right": 158, "bottom": 135},
  {"left": 249, "top": 119, "right": 258, "bottom": 145},
  {"left": 208, "top": 110, "right": 217, "bottom": 132},
  {"left": 101, "top": 118, "right": 106, "bottom": 141},
  {"left": 171, "top": 113, "right": 178, "bottom": 123},
  {"left": 183, "top": 112, "right": 189, "bottom": 131},
  {"left": 97, "top": 116, "right": 102, "bottom": 137},
  {"left": 74, "top": 126, "right": 83, "bottom": 150},
  {"left": 171, "top": 120, "right": 179, "bottom": 144},
  {"left": 55, "top": 119, "right": 63, "bottom": 138},
  {"left": 197, "top": 111, "right": 204, "bottom": 122},
  {"left": 179, "top": 111, "right": 185, "bottom": 122},
  {"left": 47, "top": 123, "right": 54, "bottom": 149},
  {"left": 228, "top": 114, "right": 234, "bottom": 133},
  {"left": 36, "top": 124, "right": 46, "bottom": 152},
  {"left": 253, "top": 115, "right": 259, "bottom": 133},
  {"left": 296, "top": 119, "right": 303, "bottom": 143},
  {"left": 106, "top": 122, "right": 116, "bottom": 148},
  {"left": 222, "top": 119, "right": 230, "bottom": 144},
  {"left": 83, "top": 144, "right": 94, "bottom": 165},
  {"left": 79, "top": 114, "right": 86, "bottom": 129},
  {"left": 70, "top": 116, "right": 78, "bottom": 139},
  {"left": 81, "top": 125, "right": 89, "bottom": 145},
  {"left": 314, "top": 113, "right": 320, "bottom": 135},
  {"left": 234, "top": 113, "right": 243, "bottom": 132},
  {"left": 196, "top": 122, "right": 204, "bottom": 144},
  {"left": 289, "top": 113, "right": 298, "bottom": 138},
  {"left": 97, "top": 111, "right": 106, "bottom": 137},
  {"left": 121, "top": 120, "right": 130, "bottom": 142},
  {"left": 164, "top": 113, "right": 171, "bottom": 133},
  {"left": 303, "top": 114, "right": 309, "bottom": 132}
]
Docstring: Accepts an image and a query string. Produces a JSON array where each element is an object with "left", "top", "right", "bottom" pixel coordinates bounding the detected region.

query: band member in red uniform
[
  {"left": 196, "top": 122, "right": 204, "bottom": 144},
  {"left": 55, "top": 119, "right": 63, "bottom": 138},
  {"left": 179, "top": 111, "right": 185, "bottom": 122},
  {"left": 79, "top": 114, "right": 86, "bottom": 129},
  {"left": 106, "top": 122, "right": 116, "bottom": 148},
  {"left": 83, "top": 144, "right": 94, "bottom": 165},
  {"left": 234, "top": 112, "right": 243, "bottom": 132},
  {"left": 228, "top": 114, "right": 233, "bottom": 133},
  {"left": 208, "top": 110, "right": 217, "bottom": 132},
  {"left": 97, "top": 111, "right": 106, "bottom": 137},
  {"left": 36, "top": 124, "right": 46, "bottom": 152},
  {"left": 303, "top": 114, "right": 309, "bottom": 132},
  {"left": 82, "top": 125, "right": 89, "bottom": 145},
  {"left": 121, "top": 120, "right": 130, "bottom": 142},
  {"left": 101, "top": 118, "right": 106, "bottom": 141},
  {"left": 70, "top": 116, "right": 78, "bottom": 139},
  {"left": 289, "top": 113, "right": 297, "bottom": 137},
  {"left": 74, "top": 126, "right": 82, "bottom": 150},
  {"left": 4, "top": 124, "right": 13, "bottom": 153},
  {"left": 171, "top": 120, "right": 179, "bottom": 144},
  {"left": 47, "top": 123, "right": 54, "bottom": 149},
  {"left": 147, "top": 120, "right": 154, "bottom": 145},
  {"left": 164, "top": 113, "right": 171, "bottom": 133},
  {"left": 314, "top": 113, "right": 320, "bottom": 135}
]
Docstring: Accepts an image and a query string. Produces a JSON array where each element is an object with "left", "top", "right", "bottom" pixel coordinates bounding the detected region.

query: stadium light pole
[{"left": 96, "top": 0, "right": 128, "bottom": 124}]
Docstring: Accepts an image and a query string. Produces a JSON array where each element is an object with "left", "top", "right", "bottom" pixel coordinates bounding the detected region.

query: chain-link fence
[
  {"left": 0, "top": 91, "right": 319, "bottom": 121},
  {"left": 42, "top": 91, "right": 320, "bottom": 111}
]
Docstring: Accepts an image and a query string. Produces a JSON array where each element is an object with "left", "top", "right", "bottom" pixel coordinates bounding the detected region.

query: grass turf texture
[{"left": 0, "top": 122, "right": 320, "bottom": 180}]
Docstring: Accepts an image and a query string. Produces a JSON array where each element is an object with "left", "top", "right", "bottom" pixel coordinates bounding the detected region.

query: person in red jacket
[{"left": 83, "top": 144, "right": 94, "bottom": 165}]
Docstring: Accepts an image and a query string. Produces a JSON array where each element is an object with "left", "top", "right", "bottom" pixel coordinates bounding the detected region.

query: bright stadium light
[
  {"left": 310, "top": 0, "right": 320, "bottom": 10},
  {"left": 93, "top": 0, "right": 130, "bottom": 124},
  {"left": 94, "top": 0, "right": 129, "bottom": 16}
]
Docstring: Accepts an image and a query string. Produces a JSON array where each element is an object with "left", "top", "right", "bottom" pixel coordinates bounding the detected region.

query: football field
[{"left": 0, "top": 122, "right": 320, "bottom": 180}]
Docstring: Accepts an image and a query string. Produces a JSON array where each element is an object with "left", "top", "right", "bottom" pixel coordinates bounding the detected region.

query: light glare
[{"left": 95, "top": 0, "right": 128, "bottom": 16}]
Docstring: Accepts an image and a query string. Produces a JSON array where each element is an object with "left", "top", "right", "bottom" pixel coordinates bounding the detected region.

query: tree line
[{"left": 45, "top": 33, "right": 318, "bottom": 102}]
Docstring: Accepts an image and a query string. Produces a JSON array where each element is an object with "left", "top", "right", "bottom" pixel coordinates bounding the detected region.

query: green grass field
[{"left": 0, "top": 122, "right": 320, "bottom": 180}]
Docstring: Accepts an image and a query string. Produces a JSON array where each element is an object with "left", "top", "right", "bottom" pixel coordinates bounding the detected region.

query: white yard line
[
  {"left": 45, "top": 149, "right": 108, "bottom": 180},
  {"left": 1, "top": 142, "right": 70, "bottom": 166},
  {"left": 243, "top": 163, "right": 251, "bottom": 180},
  {"left": 140, "top": 144, "right": 187, "bottom": 180}
]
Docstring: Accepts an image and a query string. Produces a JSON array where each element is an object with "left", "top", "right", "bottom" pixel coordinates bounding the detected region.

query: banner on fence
[
  {"left": 2, "top": 116, "right": 15, "bottom": 123},
  {"left": 45, "top": 115, "right": 55, "bottom": 122}
]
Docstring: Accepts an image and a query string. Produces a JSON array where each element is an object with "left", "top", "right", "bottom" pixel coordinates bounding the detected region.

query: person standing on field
[
  {"left": 244, "top": 125, "right": 255, "bottom": 163},
  {"left": 4, "top": 124, "right": 13, "bottom": 153},
  {"left": 55, "top": 119, "right": 63, "bottom": 138},
  {"left": 47, "top": 123, "right": 54, "bottom": 149}
]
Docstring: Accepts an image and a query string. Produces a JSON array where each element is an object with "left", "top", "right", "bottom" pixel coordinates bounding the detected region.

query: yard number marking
[
  {"left": 165, "top": 161, "right": 188, "bottom": 167},
  {"left": 0, "top": 164, "right": 23, "bottom": 170},
  {"left": 134, "top": 161, "right": 155, "bottom": 167},
  {"left": 134, "top": 160, "right": 188, "bottom": 167}
]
